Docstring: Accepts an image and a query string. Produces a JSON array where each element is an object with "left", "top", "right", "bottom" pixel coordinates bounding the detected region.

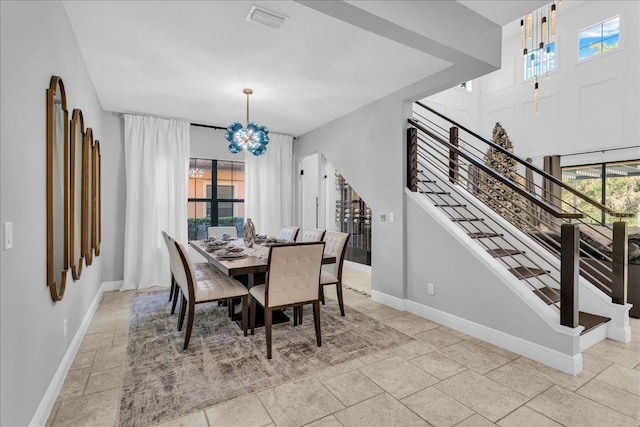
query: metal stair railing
[{"left": 408, "top": 102, "right": 631, "bottom": 328}]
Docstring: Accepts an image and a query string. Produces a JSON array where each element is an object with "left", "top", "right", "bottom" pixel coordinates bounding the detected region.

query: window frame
[
  {"left": 187, "top": 158, "right": 245, "bottom": 239},
  {"left": 561, "top": 159, "right": 639, "bottom": 225},
  {"left": 577, "top": 15, "right": 621, "bottom": 62}
]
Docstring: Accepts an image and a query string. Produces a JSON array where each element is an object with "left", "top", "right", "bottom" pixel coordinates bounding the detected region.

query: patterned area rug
[{"left": 118, "top": 290, "right": 413, "bottom": 427}]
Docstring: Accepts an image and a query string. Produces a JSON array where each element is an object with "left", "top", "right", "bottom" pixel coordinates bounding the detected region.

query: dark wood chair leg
[
  {"left": 183, "top": 300, "right": 195, "bottom": 350},
  {"left": 313, "top": 301, "right": 322, "bottom": 347},
  {"left": 336, "top": 282, "right": 345, "bottom": 316},
  {"left": 171, "top": 286, "right": 180, "bottom": 315},
  {"left": 178, "top": 294, "right": 187, "bottom": 331},
  {"left": 250, "top": 296, "right": 256, "bottom": 335},
  {"left": 297, "top": 305, "right": 303, "bottom": 325},
  {"left": 168, "top": 276, "right": 175, "bottom": 301},
  {"left": 266, "top": 308, "right": 272, "bottom": 359},
  {"left": 320, "top": 285, "right": 325, "bottom": 305},
  {"left": 242, "top": 295, "right": 248, "bottom": 337},
  {"left": 293, "top": 306, "right": 298, "bottom": 326}
]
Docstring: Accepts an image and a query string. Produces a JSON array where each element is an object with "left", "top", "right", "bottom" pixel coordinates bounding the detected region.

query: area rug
[{"left": 118, "top": 290, "right": 413, "bottom": 427}]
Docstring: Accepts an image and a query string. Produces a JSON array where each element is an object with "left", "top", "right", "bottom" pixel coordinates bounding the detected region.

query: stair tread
[
  {"left": 435, "top": 204, "right": 467, "bottom": 207},
  {"left": 533, "top": 287, "right": 560, "bottom": 304},
  {"left": 487, "top": 248, "right": 525, "bottom": 257},
  {"left": 420, "top": 190, "right": 450, "bottom": 195},
  {"left": 468, "top": 232, "right": 503, "bottom": 239},
  {"left": 451, "top": 218, "right": 484, "bottom": 222},
  {"left": 510, "top": 266, "right": 549, "bottom": 279},
  {"left": 579, "top": 311, "right": 610, "bottom": 335}
]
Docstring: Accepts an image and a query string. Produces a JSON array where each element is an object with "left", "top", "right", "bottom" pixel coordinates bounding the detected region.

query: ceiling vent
[{"left": 246, "top": 5, "right": 286, "bottom": 29}]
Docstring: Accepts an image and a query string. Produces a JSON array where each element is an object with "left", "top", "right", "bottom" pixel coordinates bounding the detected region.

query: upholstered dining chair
[
  {"left": 319, "top": 231, "right": 350, "bottom": 316},
  {"left": 300, "top": 228, "right": 326, "bottom": 242},
  {"left": 276, "top": 226, "right": 300, "bottom": 242},
  {"left": 249, "top": 241, "right": 325, "bottom": 359},
  {"left": 166, "top": 233, "right": 249, "bottom": 350},
  {"left": 207, "top": 225, "right": 238, "bottom": 239}
]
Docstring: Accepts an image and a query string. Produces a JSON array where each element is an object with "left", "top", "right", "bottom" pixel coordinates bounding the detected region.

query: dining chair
[
  {"left": 249, "top": 241, "right": 325, "bottom": 359},
  {"left": 276, "top": 226, "right": 300, "bottom": 242},
  {"left": 207, "top": 225, "right": 238, "bottom": 239},
  {"left": 319, "top": 231, "right": 350, "bottom": 316},
  {"left": 166, "top": 234, "right": 249, "bottom": 350},
  {"left": 299, "top": 228, "right": 326, "bottom": 242},
  {"left": 161, "top": 231, "right": 180, "bottom": 314}
]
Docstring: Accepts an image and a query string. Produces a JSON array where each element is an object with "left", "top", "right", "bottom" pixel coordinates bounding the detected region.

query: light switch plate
[
  {"left": 4, "top": 222, "right": 13, "bottom": 249},
  {"left": 389, "top": 212, "right": 395, "bottom": 223}
]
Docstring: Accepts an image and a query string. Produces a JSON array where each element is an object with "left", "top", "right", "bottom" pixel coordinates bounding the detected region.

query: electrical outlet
[
  {"left": 427, "top": 283, "right": 435, "bottom": 295},
  {"left": 380, "top": 213, "right": 386, "bottom": 222},
  {"left": 63, "top": 318, "right": 67, "bottom": 337}
]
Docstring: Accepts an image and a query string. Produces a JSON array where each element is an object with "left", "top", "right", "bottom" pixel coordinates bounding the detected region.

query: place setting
[{"left": 213, "top": 245, "right": 246, "bottom": 260}]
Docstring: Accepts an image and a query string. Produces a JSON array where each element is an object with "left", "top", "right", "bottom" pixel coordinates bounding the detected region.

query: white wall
[
  {"left": 0, "top": 2, "right": 107, "bottom": 425},
  {"left": 426, "top": 1, "right": 640, "bottom": 165},
  {"left": 190, "top": 125, "right": 246, "bottom": 162}
]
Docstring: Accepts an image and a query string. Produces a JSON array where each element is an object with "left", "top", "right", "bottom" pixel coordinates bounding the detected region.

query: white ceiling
[{"left": 63, "top": 1, "right": 546, "bottom": 136}]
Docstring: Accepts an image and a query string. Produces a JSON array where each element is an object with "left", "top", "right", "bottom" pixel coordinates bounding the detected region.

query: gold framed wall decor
[{"left": 46, "top": 76, "right": 70, "bottom": 301}]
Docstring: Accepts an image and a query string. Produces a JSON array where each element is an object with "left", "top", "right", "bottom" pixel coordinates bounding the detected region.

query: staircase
[
  {"left": 407, "top": 101, "right": 631, "bottom": 354},
  {"left": 417, "top": 170, "right": 610, "bottom": 335}
]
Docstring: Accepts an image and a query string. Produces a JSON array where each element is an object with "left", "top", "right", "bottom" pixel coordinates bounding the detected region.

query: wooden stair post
[
  {"left": 560, "top": 223, "right": 579, "bottom": 328},
  {"left": 612, "top": 221, "right": 628, "bottom": 305}
]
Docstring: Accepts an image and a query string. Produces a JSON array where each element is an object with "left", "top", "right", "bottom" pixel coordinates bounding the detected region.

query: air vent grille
[{"left": 246, "top": 5, "right": 286, "bottom": 29}]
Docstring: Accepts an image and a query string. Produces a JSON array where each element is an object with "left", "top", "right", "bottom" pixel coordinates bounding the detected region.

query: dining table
[{"left": 189, "top": 238, "right": 336, "bottom": 327}]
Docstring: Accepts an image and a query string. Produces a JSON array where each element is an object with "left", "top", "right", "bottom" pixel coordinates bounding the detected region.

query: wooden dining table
[{"left": 189, "top": 239, "right": 336, "bottom": 326}]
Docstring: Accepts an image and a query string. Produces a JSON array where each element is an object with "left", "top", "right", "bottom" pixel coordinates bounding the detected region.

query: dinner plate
[{"left": 216, "top": 252, "right": 246, "bottom": 259}]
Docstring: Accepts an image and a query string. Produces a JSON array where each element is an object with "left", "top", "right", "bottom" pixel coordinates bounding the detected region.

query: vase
[{"left": 243, "top": 218, "right": 255, "bottom": 248}]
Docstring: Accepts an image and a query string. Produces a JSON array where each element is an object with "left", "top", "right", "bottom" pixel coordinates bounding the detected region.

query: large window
[
  {"left": 562, "top": 160, "right": 639, "bottom": 226},
  {"left": 524, "top": 42, "right": 556, "bottom": 80},
  {"left": 187, "top": 158, "right": 245, "bottom": 240},
  {"left": 579, "top": 16, "right": 620, "bottom": 60}
]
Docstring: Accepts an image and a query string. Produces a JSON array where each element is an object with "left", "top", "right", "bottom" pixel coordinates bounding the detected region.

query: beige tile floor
[{"left": 47, "top": 266, "right": 640, "bottom": 427}]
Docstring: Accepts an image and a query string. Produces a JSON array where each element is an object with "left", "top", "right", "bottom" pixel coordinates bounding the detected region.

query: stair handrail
[
  {"left": 414, "top": 101, "right": 631, "bottom": 219},
  {"left": 408, "top": 118, "right": 582, "bottom": 220}
]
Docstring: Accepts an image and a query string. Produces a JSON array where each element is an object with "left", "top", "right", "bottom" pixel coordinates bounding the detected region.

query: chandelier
[
  {"left": 225, "top": 88, "right": 269, "bottom": 156},
  {"left": 520, "top": 1, "right": 558, "bottom": 113}
]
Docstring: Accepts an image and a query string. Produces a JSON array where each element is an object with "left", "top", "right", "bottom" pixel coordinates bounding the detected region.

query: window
[
  {"left": 579, "top": 16, "right": 620, "bottom": 60},
  {"left": 524, "top": 42, "right": 556, "bottom": 80},
  {"left": 562, "top": 160, "right": 639, "bottom": 226},
  {"left": 187, "top": 158, "right": 245, "bottom": 240}
]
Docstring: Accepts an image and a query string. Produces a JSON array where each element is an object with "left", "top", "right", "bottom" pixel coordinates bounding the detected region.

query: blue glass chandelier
[{"left": 225, "top": 88, "right": 269, "bottom": 156}]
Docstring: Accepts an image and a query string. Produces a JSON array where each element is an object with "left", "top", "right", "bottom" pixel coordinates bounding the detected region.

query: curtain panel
[
  {"left": 122, "top": 115, "right": 190, "bottom": 290},
  {"left": 245, "top": 133, "right": 294, "bottom": 237}
]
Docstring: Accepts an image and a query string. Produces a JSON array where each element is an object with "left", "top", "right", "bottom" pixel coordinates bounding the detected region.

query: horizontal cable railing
[{"left": 408, "top": 102, "right": 630, "bottom": 327}]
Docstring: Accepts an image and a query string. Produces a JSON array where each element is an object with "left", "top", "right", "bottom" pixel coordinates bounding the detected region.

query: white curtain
[
  {"left": 245, "top": 133, "right": 294, "bottom": 237},
  {"left": 122, "top": 115, "right": 190, "bottom": 291}
]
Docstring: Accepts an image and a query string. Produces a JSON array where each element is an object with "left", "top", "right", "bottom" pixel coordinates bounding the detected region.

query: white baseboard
[
  {"left": 403, "top": 299, "right": 583, "bottom": 375},
  {"left": 102, "top": 280, "right": 123, "bottom": 292},
  {"left": 30, "top": 281, "right": 112, "bottom": 427},
  {"left": 371, "top": 289, "right": 405, "bottom": 311},
  {"left": 369, "top": 291, "right": 584, "bottom": 375}
]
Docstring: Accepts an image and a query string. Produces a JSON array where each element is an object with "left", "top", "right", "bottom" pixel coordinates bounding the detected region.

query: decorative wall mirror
[
  {"left": 70, "top": 109, "right": 85, "bottom": 280},
  {"left": 47, "top": 76, "right": 69, "bottom": 301},
  {"left": 83, "top": 128, "right": 94, "bottom": 265},
  {"left": 93, "top": 140, "right": 101, "bottom": 256}
]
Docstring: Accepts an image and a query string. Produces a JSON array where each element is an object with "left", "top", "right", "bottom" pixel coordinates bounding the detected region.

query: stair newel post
[
  {"left": 611, "top": 221, "right": 628, "bottom": 305},
  {"left": 449, "top": 126, "right": 459, "bottom": 184},
  {"left": 560, "top": 223, "right": 579, "bottom": 328},
  {"left": 407, "top": 127, "right": 418, "bottom": 192}
]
